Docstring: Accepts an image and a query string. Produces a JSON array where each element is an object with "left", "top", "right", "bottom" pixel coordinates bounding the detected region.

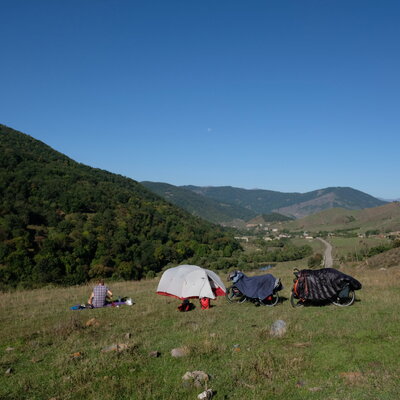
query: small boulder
[
  {"left": 171, "top": 347, "right": 189, "bottom": 358},
  {"left": 149, "top": 351, "right": 160, "bottom": 358},
  {"left": 182, "top": 370, "right": 209, "bottom": 388},
  {"left": 270, "top": 320, "right": 287, "bottom": 338},
  {"left": 101, "top": 343, "right": 129, "bottom": 353},
  {"left": 198, "top": 388, "right": 214, "bottom": 399},
  {"left": 102, "top": 344, "right": 118, "bottom": 353}
]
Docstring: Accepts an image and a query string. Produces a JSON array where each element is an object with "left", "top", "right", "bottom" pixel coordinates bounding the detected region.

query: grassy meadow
[
  {"left": 330, "top": 237, "right": 391, "bottom": 261},
  {"left": 291, "top": 237, "right": 325, "bottom": 253},
  {"left": 1, "top": 263, "right": 400, "bottom": 400}
]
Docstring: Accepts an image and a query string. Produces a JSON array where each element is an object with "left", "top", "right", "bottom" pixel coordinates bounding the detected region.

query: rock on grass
[
  {"left": 270, "top": 320, "right": 287, "bottom": 337},
  {"left": 171, "top": 347, "right": 189, "bottom": 358},
  {"left": 182, "top": 370, "right": 209, "bottom": 388},
  {"left": 101, "top": 343, "right": 129, "bottom": 353}
]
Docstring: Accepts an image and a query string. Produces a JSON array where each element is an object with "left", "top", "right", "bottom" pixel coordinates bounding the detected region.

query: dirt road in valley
[{"left": 317, "top": 237, "right": 333, "bottom": 268}]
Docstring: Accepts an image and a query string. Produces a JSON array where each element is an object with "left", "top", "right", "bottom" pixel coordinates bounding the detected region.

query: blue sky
[{"left": 1, "top": 0, "right": 399, "bottom": 199}]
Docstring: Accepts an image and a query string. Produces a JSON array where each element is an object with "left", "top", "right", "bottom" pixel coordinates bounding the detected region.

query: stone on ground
[
  {"left": 171, "top": 347, "right": 189, "bottom": 358},
  {"left": 270, "top": 319, "right": 287, "bottom": 337},
  {"left": 182, "top": 370, "right": 209, "bottom": 388}
]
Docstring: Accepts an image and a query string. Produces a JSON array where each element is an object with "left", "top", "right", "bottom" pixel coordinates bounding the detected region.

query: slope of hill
[
  {"left": 0, "top": 124, "right": 240, "bottom": 288},
  {"left": 141, "top": 181, "right": 257, "bottom": 223},
  {"left": 247, "top": 213, "right": 294, "bottom": 225},
  {"left": 360, "top": 246, "right": 400, "bottom": 269},
  {"left": 276, "top": 202, "right": 400, "bottom": 233},
  {"left": 185, "top": 185, "right": 387, "bottom": 218}
]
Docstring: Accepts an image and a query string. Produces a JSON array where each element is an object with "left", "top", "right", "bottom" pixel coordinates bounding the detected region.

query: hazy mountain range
[{"left": 141, "top": 182, "right": 387, "bottom": 224}]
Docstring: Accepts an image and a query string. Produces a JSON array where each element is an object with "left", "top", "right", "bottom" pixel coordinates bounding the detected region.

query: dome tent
[{"left": 156, "top": 264, "right": 226, "bottom": 300}]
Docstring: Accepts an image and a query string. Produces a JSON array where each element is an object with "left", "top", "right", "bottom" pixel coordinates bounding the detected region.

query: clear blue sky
[{"left": 1, "top": 0, "right": 399, "bottom": 199}]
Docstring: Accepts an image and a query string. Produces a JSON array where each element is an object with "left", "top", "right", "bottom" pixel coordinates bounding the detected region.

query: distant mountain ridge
[
  {"left": 141, "top": 182, "right": 258, "bottom": 223},
  {"left": 142, "top": 182, "right": 387, "bottom": 224},
  {"left": 184, "top": 185, "right": 386, "bottom": 218}
]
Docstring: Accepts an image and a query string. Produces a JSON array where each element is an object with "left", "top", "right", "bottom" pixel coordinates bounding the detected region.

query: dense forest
[
  {"left": 260, "top": 213, "right": 294, "bottom": 223},
  {"left": 0, "top": 125, "right": 242, "bottom": 289}
]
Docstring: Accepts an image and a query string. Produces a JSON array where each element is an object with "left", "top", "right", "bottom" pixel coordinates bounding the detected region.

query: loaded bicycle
[
  {"left": 290, "top": 267, "right": 362, "bottom": 307},
  {"left": 226, "top": 270, "right": 283, "bottom": 307}
]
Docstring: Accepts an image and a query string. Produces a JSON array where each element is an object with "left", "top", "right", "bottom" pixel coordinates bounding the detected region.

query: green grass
[
  {"left": 1, "top": 264, "right": 400, "bottom": 399},
  {"left": 291, "top": 237, "right": 325, "bottom": 253},
  {"left": 330, "top": 237, "right": 391, "bottom": 260}
]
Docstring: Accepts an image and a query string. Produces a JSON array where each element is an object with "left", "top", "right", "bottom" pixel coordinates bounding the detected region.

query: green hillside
[
  {"left": 275, "top": 202, "right": 400, "bottom": 234},
  {"left": 359, "top": 246, "right": 400, "bottom": 269},
  {"left": 254, "top": 213, "right": 294, "bottom": 224},
  {"left": 141, "top": 181, "right": 257, "bottom": 223},
  {"left": 184, "top": 185, "right": 387, "bottom": 218},
  {"left": 185, "top": 185, "right": 299, "bottom": 213},
  {"left": 0, "top": 125, "right": 241, "bottom": 289}
]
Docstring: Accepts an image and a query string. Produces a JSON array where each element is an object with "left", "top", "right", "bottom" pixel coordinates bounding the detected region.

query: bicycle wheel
[
  {"left": 290, "top": 292, "right": 304, "bottom": 308},
  {"left": 331, "top": 290, "right": 355, "bottom": 307},
  {"left": 260, "top": 293, "right": 279, "bottom": 306},
  {"left": 226, "top": 286, "right": 246, "bottom": 303}
]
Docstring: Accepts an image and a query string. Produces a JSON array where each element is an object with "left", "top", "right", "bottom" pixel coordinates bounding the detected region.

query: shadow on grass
[
  {"left": 290, "top": 298, "right": 361, "bottom": 307},
  {"left": 278, "top": 296, "right": 289, "bottom": 304}
]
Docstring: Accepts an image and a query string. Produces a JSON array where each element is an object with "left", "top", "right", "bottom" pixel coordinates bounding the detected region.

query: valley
[
  {"left": 1, "top": 124, "right": 400, "bottom": 400},
  {"left": 1, "top": 124, "right": 400, "bottom": 291}
]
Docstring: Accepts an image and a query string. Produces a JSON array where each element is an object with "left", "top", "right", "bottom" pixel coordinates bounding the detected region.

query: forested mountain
[
  {"left": 184, "top": 185, "right": 387, "bottom": 219},
  {"left": 141, "top": 183, "right": 386, "bottom": 223},
  {"left": 0, "top": 125, "right": 240, "bottom": 289},
  {"left": 141, "top": 181, "right": 257, "bottom": 223},
  {"left": 247, "top": 213, "right": 294, "bottom": 226}
]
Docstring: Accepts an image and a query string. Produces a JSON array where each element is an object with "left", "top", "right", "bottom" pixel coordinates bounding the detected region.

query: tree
[{"left": 308, "top": 253, "right": 323, "bottom": 268}]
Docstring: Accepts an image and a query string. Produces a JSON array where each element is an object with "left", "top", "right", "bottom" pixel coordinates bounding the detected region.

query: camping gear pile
[
  {"left": 290, "top": 267, "right": 362, "bottom": 307},
  {"left": 70, "top": 297, "right": 133, "bottom": 310},
  {"left": 226, "top": 270, "right": 283, "bottom": 306}
]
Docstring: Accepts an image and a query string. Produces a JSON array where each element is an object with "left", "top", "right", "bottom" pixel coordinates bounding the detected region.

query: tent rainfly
[{"left": 156, "top": 264, "right": 226, "bottom": 300}]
